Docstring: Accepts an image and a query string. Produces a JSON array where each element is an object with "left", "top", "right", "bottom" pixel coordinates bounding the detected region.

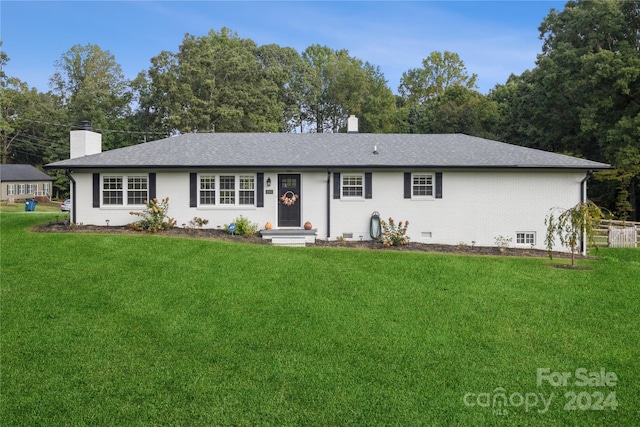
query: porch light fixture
[
  {"left": 105, "top": 219, "right": 110, "bottom": 227},
  {"left": 266, "top": 177, "right": 272, "bottom": 187}
]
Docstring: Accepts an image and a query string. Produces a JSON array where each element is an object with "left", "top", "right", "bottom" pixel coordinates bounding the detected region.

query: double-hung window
[
  {"left": 18, "top": 184, "right": 26, "bottom": 195},
  {"left": 219, "top": 176, "right": 236, "bottom": 205},
  {"left": 412, "top": 174, "right": 433, "bottom": 198},
  {"left": 103, "top": 175, "right": 147, "bottom": 206},
  {"left": 199, "top": 175, "right": 255, "bottom": 206},
  {"left": 7, "top": 184, "right": 15, "bottom": 196},
  {"left": 43, "top": 183, "right": 51, "bottom": 195},
  {"left": 239, "top": 176, "right": 255, "bottom": 205},
  {"left": 127, "top": 176, "right": 148, "bottom": 205},
  {"left": 27, "top": 183, "right": 37, "bottom": 194},
  {"left": 342, "top": 174, "right": 364, "bottom": 198},
  {"left": 103, "top": 176, "right": 123, "bottom": 205},
  {"left": 200, "top": 175, "right": 216, "bottom": 205}
]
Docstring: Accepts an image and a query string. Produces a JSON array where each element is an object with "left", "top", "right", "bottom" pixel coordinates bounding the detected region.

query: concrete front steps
[{"left": 260, "top": 229, "right": 317, "bottom": 247}]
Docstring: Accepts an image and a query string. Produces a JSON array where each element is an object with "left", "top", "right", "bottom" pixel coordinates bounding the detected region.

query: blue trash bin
[{"left": 25, "top": 199, "right": 37, "bottom": 211}]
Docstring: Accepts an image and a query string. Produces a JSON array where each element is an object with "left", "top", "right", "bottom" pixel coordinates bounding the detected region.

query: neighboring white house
[{"left": 45, "top": 122, "right": 610, "bottom": 251}]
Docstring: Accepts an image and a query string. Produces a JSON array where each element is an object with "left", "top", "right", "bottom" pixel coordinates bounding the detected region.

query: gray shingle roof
[
  {"left": 45, "top": 133, "right": 610, "bottom": 170},
  {"left": 0, "top": 164, "right": 54, "bottom": 181}
]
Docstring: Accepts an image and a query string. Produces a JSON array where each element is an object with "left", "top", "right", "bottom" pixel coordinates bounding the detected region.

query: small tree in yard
[{"left": 545, "top": 201, "right": 604, "bottom": 266}]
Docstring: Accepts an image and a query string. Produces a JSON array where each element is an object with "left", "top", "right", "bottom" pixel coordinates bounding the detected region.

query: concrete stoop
[{"left": 260, "top": 229, "right": 317, "bottom": 247}]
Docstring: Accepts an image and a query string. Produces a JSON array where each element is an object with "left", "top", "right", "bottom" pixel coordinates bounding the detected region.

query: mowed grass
[
  {"left": 0, "top": 200, "right": 67, "bottom": 213},
  {"left": 1, "top": 214, "right": 639, "bottom": 426}
]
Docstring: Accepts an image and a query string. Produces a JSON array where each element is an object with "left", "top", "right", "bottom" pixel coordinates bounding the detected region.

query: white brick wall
[{"left": 72, "top": 168, "right": 585, "bottom": 251}]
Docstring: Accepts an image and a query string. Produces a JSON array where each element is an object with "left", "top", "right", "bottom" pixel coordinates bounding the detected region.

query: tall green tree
[
  {"left": 256, "top": 44, "right": 309, "bottom": 132},
  {"left": 131, "top": 51, "right": 180, "bottom": 137},
  {"left": 138, "top": 28, "right": 286, "bottom": 134},
  {"left": 300, "top": 45, "right": 396, "bottom": 133},
  {"left": 49, "top": 44, "right": 132, "bottom": 150},
  {"left": 1, "top": 45, "right": 66, "bottom": 166},
  {"left": 407, "top": 85, "right": 500, "bottom": 138},
  {"left": 398, "top": 51, "right": 478, "bottom": 106}
]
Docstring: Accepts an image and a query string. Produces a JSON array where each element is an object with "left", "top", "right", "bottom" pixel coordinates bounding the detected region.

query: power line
[
  {"left": 9, "top": 134, "right": 67, "bottom": 151},
  {"left": 18, "top": 118, "right": 168, "bottom": 135}
]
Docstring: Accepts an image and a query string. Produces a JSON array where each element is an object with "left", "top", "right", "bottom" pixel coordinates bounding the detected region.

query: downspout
[
  {"left": 580, "top": 170, "right": 593, "bottom": 256},
  {"left": 327, "top": 168, "right": 331, "bottom": 239},
  {"left": 65, "top": 169, "right": 76, "bottom": 224}
]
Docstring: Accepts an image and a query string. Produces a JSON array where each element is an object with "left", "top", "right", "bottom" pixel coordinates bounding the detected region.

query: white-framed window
[
  {"left": 102, "top": 175, "right": 147, "bottom": 206},
  {"left": 7, "top": 184, "right": 15, "bottom": 195},
  {"left": 516, "top": 232, "right": 536, "bottom": 245},
  {"left": 239, "top": 176, "right": 255, "bottom": 205},
  {"left": 43, "top": 183, "right": 51, "bottom": 195},
  {"left": 18, "top": 184, "right": 26, "bottom": 195},
  {"left": 27, "top": 183, "right": 37, "bottom": 194},
  {"left": 200, "top": 175, "right": 216, "bottom": 205},
  {"left": 412, "top": 173, "right": 433, "bottom": 197},
  {"left": 127, "top": 176, "right": 148, "bottom": 205},
  {"left": 219, "top": 176, "right": 236, "bottom": 205},
  {"left": 342, "top": 174, "right": 364, "bottom": 197},
  {"left": 103, "top": 176, "right": 123, "bottom": 205},
  {"left": 199, "top": 174, "right": 255, "bottom": 206}
]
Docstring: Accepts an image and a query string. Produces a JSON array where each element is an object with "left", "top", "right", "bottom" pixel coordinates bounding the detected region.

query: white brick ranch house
[{"left": 45, "top": 124, "right": 609, "bottom": 251}]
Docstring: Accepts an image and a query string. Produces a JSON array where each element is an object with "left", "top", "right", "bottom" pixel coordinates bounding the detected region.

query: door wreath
[{"left": 280, "top": 190, "right": 299, "bottom": 206}]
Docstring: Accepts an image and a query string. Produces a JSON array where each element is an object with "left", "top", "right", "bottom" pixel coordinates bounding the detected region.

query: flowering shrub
[
  {"left": 494, "top": 235, "right": 512, "bottom": 252},
  {"left": 128, "top": 197, "right": 176, "bottom": 233},
  {"left": 380, "top": 217, "right": 409, "bottom": 246},
  {"left": 225, "top": 215, "right": 258, "bottom": 236},
  {"left": 185, "top": 216, "right": 209, "bottom": 232}
]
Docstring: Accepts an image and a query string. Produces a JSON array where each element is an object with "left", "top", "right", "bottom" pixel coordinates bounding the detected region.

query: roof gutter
[
  {"left": 43, "top": 164, "right": 613, "bottom": 171},
  {"left": 65, "top": 169, "right": 76, "bottom": 224}
]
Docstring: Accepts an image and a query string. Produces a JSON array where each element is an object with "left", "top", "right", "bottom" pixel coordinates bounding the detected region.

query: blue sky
[{"left": 2, "top": 1, "right": 566, "bottom": 95}]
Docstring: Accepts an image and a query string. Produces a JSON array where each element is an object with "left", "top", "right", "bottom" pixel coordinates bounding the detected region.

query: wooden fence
[{"left": 593, "top": 219, "right": 640, "bottom": 248}]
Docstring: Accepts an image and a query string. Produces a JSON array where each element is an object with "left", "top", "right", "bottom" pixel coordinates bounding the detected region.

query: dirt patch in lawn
[
  {"left": 547, "top": 263, "right": 593, "bottom": 270},
  {"left": 32, "top": 221, "right": 578, "bottom": 259}
]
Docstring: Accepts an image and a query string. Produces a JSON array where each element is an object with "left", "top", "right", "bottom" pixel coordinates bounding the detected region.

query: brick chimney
[
  {"left": 70, "top": 121, "right": 102, "bottom": 159},
  {"left": 347, "top": 115, "right": 359, "bottom": 133}
]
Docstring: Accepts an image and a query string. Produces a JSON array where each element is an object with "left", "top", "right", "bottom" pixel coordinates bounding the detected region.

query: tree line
[{"left": 1, "top": 0, "right": 638, "bottom": 219}]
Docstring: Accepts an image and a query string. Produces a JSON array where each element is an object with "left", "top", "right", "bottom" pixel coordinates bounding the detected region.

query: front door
[{"left": 278, "top": 174, "right": 301, "bottom": 227}]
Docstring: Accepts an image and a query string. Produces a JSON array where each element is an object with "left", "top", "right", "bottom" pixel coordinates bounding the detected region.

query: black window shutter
[
  {"left": 404, "top": 173, "right": 411, "bottom": 199},
  {"left": 92, "top": 173, "right": 100, "bottom": 207},
  {"left": 435, "top": 172, "right": 443, "bottom": 199},
  {"left": 364, "top": 172, "right": 372, "bottom": 199},
  {"left": 148, "top": 173, "right": 156, "bottom": 200},
  {"left": 256, "top": 173, "right": 264, "bottom": 207},
  {"left": 189, "top": 173, "right": 197, "bottom": 207},
  {"left": 333, "top": 172, "right": 341, "bottom": 199}
]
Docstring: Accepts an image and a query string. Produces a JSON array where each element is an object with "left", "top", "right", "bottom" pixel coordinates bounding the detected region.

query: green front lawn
[
  {"left": 0, "top": 200, "right": 67, "bottom": 213},
  {"left": 1, "top": 214, "right": 638, "bottom": 426}
]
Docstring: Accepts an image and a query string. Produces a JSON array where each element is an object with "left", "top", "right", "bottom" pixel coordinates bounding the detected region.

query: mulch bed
[{"left": 31, "top": 221, "right": 584, "bottom": 260}]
